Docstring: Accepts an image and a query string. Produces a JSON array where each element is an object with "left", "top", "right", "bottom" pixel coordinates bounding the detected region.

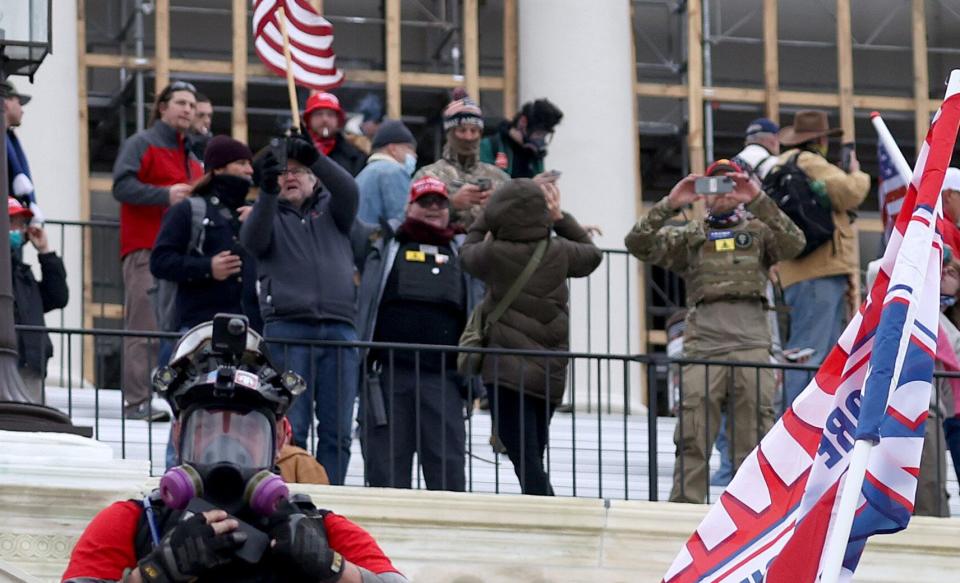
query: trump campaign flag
[
  {"left": 253, "top": 0, "right": 344, "bottom": 91},
  {"left": 662, "top": 70, "right": 960, "bottom": 583},
  {"left": 875, "top": 120, "right": 911, "bottom": 240}
]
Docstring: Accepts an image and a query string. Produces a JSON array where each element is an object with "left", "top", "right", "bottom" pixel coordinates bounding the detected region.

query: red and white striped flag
[
  {"left": 662, "top": 70, "right": 960, "bottom": 583},
  {"left": 252, "top": 0, "right": 344, "bottom": 91}
]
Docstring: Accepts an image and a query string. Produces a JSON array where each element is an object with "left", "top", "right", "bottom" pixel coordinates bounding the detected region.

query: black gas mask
[{"left": 154, "top": 315, "right": 305, "bottom": 518}]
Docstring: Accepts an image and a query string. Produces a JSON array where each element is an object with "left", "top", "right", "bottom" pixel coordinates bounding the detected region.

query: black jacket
[
  {"left": 150, "top": 177, "right": 263, "bottom": 332},
  {"left": 12, "top": 251, "right": 69, "bottom": 373},
  {"left": 328, "top": 133, "right": 367, "bottom": 177}
]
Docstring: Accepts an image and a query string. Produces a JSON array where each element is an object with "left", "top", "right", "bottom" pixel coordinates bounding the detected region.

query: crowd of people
[{"left": 5, "top": 77, "right": 960, "bottom": 517}]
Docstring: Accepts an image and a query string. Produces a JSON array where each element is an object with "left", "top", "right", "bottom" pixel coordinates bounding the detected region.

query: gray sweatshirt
[{"left": 240, "top": 154, "right": 360, "bottom": 326}]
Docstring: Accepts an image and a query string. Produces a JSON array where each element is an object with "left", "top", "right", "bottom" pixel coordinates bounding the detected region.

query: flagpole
[
  {"left": 820, "top": 69, "right": 960, "bottom": 583},
  {"left": 276, "top": 7, "right": 302, "bottom": 132},
  {"left": 871, "top": 111, "right": 914, "bottom": 184}
]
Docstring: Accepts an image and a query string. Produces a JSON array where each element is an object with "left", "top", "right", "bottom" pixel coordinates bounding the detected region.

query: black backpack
[{"left": 762, "top": 152, "right": 834, "bottom": 258}]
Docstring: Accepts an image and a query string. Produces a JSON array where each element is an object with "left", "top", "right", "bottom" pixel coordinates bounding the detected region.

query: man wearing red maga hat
[
  {"left": 355, "top": 175, "right": 477, "bottom": 492},
  {"left": 303, "top": 92, "right": 367, "bottom": 177}
]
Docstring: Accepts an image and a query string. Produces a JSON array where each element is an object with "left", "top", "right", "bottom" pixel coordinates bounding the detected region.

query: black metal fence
[
  {"left": 42, "top": 219, "right": 645, "bottom": 397},
  {"left": 16, "top": 324, "right": 960, "bottom": 514}
]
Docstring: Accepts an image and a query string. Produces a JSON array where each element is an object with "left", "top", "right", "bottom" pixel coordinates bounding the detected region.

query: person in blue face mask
[
  {"left": 7, "top": 197, "right": 68, "bottom": 403},
  {"left": 355, "top": 119, "right": 418, "bottom": 226}
]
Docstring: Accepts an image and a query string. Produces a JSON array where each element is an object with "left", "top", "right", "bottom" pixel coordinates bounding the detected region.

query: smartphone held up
[{"left": 694, "top": 176, "right": 734, "bottom": 196}]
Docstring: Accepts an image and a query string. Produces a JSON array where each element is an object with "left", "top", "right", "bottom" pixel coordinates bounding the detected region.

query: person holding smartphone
[
  {"left": 8, "top": 197, "right": 68, "bottom": 404},
  {"left": 413, "top": 92, "right": 509, "bottom": 230},
  {"left": 624, "top": 159, "right": 806, "bottom": 504}
]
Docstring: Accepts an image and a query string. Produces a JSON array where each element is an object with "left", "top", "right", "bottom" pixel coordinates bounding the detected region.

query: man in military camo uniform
[
  {"left": 414, "top": 94, "right": 509, "bottom": 229},
  {"left": 625, "top": 159, "right": 806, "bottom": 504}
]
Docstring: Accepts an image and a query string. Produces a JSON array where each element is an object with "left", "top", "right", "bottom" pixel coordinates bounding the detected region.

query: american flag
[
  {"left": 252, "top": 0, "right": 344, "bottom": 91},
  {"left": 662, "top": 72, "right": 960, "bottom": 583},
  {"left": 878, "top": 140, "right": 909, "bottom": 240}
]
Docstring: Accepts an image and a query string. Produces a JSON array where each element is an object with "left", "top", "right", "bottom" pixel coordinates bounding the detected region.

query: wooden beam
[
  {"left": 169, "top": 58, "right": 232, "bottom": 75},
  {"left": 635, "top": 82, "right": 688, "bottom": 99},
  {"left": 628, "top": 3, "right": 648, "bottom": 382},
  {"left": 706, "top": 86, "right": 765, "bottom": 103},
  {"left": 637, "top": 83, "right": 916, "bottom": 114},
  {"left": 155, "top": 0, "right": 170, "bottom": 92},
  {"left": 686, "top": 0, "right": 705, "bottom": 174},
  {"left": 232, "top": 0, "right": 248, "bottom": 142},
  {"left": 913, "top": 0, "right": 930, "bottom": 149},
  {"left": 385, "top": 0, "right": 402, "bottom": 118},
  {"left": 503, "top": 0, "right": 518, "bottom": 119},
  {"left": 85, "top": 55, "right": 507, "bottom": 92},
  {"left": 850, "top": 94, "right": 915, "bottom": 111},
  {"left": 78, "top": 0, "right": 96, "bottom": 384},
  {"left": 89, "top": 176, "right": 113, "bottom": 192},
  {"left": 762, "top": 0, "right": 779, "bottom": 122},
  {"left": 463, "top": 0, "right": 480, "bottom": 99},
  {"left": 836, "top": 0, "right": 855, "bottom": 141}
]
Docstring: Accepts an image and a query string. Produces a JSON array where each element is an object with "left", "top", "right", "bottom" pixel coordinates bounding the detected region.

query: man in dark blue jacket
[
  {"left": 9, "top": 198, "right": 68, "bottom": 403},
  {"left": 151, "top": 135, "right": 262, "bottom": 333},
  {"left": 240, "top": 135, "right": 360, "bottom": 485}
]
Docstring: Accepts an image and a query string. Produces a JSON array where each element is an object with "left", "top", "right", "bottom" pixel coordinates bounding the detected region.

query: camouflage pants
[
  {"left": 670, "top": 348, "right": 777, "bottom": 504},
  {"left": 915, "top": 406, "right": 950, "bottom": 517}
]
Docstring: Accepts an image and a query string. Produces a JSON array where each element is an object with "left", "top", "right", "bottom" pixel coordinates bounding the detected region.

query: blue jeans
[
  {"left": 711, "top": 414, "right": 733, "bottom": 487},
  {"left": 944, "top": 416, "right": 960, "bottom": 488},
  {"left": 782, "top": 275, "right": 848, "bottom": 408},
  {"left": 265, "top": 320, "right": 359, "bottom": 485}
]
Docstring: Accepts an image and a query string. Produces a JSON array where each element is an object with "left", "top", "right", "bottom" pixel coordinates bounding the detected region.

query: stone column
[{"left": 517, "top": 0, "right": 644, "bottom": 414}]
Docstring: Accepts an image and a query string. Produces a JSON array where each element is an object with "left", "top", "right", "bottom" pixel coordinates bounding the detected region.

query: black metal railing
[
  {"left": 41, "top": 219, "right": 643, "bottom": 399},
  {"left": 14, "top": 324, "right": 959, "bottom": 515}
]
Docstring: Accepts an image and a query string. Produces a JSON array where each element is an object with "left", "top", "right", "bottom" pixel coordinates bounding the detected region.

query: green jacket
[{"left": 479, "top": 127, "right": 545, "bottom": 178}]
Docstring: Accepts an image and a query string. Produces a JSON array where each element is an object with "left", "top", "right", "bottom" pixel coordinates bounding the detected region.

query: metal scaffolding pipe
[{"left": 702, "top": 0, "right": 714, "bottom": 164}]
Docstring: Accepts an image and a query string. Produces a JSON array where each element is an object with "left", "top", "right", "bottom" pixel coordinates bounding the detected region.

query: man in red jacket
[{"left": 112, "top": 81, "right": 202, "bottom": 421}]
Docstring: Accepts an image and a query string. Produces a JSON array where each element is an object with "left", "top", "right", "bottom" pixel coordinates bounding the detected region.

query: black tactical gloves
[
  {"left": 137, "top": 513, "right": 247, "bottom": 583},
  {"left": 268, "top": 499, "right": 344, "bottom": 582}
]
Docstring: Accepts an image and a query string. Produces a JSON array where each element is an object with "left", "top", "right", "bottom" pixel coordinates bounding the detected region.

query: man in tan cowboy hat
[{"left": 773, "top": 109, "right": 870, "bottom": 408}]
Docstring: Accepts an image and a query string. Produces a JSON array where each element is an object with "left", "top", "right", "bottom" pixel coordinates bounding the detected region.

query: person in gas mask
[
  {"left": 414, "top": 90, "right": 509, "bottom": 230},
  {"left": 62, "top": 315, "right": 408, "bottom": 583},
  {"left": 480, "top": 98, "right": 563, "bottom": 179}
]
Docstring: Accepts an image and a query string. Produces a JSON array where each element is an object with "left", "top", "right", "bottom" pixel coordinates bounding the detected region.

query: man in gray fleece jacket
[{"left": 240, "top": 135, "right": 360, "bottom": 485}]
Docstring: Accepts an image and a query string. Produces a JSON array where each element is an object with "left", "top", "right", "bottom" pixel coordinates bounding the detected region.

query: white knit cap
[{"left": 943, "top": 167, "right": 960, "bottom": 193}]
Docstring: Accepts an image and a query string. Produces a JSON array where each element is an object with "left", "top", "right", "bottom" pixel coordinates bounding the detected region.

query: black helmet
[{"left": 153, "top": 314, "right": 305, "bottom": 419}]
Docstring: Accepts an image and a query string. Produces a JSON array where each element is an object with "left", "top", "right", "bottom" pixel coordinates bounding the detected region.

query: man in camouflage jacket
[
  {"left": 625, "top": 159, "right": 805, "bottom": 503},
  {"left": 414, "top": 95, "right": 509, "bottom": 229}
]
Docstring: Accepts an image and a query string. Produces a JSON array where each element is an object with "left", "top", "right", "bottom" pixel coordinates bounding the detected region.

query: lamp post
[{"left": 0, "top": 1, "right": 87, "bottom": 435}]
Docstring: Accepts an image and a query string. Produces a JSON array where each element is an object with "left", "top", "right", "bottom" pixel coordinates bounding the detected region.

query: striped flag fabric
[
  {"left": 662, "top": 71, "right": 960, "bottom": 583},
  {"left": 252, "top": 0, "right": 345, "bottom": 91},
  {"left": 878, "top": 139, "right": 909, "bottom": 240}
]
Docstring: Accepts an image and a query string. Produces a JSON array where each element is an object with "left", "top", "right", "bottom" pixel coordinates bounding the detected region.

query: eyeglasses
[
  {"left": 281, "top": 167, "right": 312, "bottom": 177},
  {"left": 414, "top": 195, "right": 449, "bottom": 209}
]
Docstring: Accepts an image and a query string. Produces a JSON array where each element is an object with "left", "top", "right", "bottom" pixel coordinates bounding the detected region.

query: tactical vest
[
  {"left": 132, "top": 493, "right": 329, "bottom": 582},
  {"left": 392, "top": 241, "right": 464, "bottom": 308},
  {"left": 685, "top": 220, "right": 769, "bottom": 306}
]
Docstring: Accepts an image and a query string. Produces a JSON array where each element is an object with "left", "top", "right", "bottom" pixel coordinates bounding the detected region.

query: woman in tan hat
[{"left": 773, "top": 110, "right": 870, "bottom": 407}]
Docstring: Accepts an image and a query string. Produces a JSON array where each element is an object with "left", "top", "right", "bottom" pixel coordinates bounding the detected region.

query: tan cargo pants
[
  {"left": 915, "top": 406, "right": 949, "bottom": 517},
  {"left": 670, "top": 347, "right": 778, "bottom": 503},
  {"left": 121, "top": 249, "right": 158, "bottom": 408}
]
